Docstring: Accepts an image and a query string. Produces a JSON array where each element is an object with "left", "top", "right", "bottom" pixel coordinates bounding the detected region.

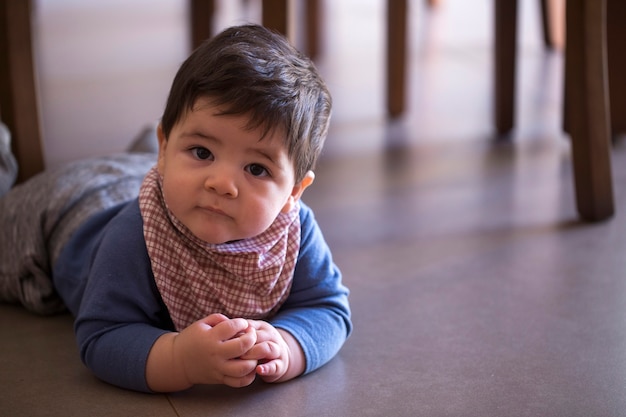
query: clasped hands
[{"left": 173, "top": 313, "right": 299, "bottom": 388}]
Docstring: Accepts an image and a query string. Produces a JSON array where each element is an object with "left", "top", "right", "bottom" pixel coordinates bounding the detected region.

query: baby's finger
[
  {"left": 256, "top": 359, "right": 286, "bottom": 382},
  {"left": 212, "top": 318, "right": 250, "bottom": 340},
  {"left": 240, "top": 341, "right": 281, "bottom": 361},
  {"left": 222, "top": 366, "right": 258, "bottom": 388},
  {"left": 245, "top": 321, "right": 275, "bottom": 342},
  {"left": 203, "top": 313, "right": 230, "bottom": 327},
  {"left": 221, "top": 326, "right": 257, "bottom": 358},
  {"left": 221, "top": 357, "right": 258, "bottom": 378}
]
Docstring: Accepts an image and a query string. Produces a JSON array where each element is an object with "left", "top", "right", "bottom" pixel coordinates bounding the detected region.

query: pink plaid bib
[{"left": 138, "top": 167, "right": 301, "bottom": 330}]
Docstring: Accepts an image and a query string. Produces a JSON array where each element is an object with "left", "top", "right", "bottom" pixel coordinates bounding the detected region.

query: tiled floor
[{"left": 3, "top": 1, "right": 626, "bottom": 416}]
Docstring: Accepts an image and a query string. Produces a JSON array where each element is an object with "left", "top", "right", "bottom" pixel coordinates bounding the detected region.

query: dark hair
[{"left": 160, "top": 24, "right": 332, "bottom": 183}]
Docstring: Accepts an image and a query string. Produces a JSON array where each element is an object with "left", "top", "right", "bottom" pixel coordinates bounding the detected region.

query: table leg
[{"left": 565, "top": 0, "right": 614, "bottom": 221}]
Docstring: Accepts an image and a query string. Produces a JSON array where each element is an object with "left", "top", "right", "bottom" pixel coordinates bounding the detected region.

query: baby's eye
[
  {"left": 191, "top": 147, "right": 213, "bottom": 160},
  {"left": 246, "top": 163, "right": 269, "bottom": 177}
]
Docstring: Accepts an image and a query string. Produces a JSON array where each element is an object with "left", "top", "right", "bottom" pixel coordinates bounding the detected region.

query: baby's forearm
[{"left": 145, "top": 332, "right": 194, "bottom": 392}]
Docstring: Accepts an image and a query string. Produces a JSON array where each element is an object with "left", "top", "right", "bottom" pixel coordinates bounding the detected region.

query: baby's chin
[{"left": 188, "top": 220, "right": 271, "bottom": 245}]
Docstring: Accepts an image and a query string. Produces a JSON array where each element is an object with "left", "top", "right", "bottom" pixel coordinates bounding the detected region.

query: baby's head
[{"left": 160, "top": 24, "right": 332, "bottom": 183}]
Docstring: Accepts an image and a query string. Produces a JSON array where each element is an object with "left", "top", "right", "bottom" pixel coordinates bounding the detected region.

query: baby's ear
[{"left": 281, "top": 171, "right": 315, "bottom": 213}]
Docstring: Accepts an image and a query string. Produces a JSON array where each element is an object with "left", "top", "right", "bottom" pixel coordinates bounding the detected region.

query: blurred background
[{"left": 33, "top": 0, "right": 562, "bottom": 169}]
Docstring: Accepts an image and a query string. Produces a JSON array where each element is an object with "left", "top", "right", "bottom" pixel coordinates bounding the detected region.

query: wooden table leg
[
  {"left": 0, "top": 0, "right": 45, "bottom": 183},
  {"left": 539, "top": 0, "right": 565, "bottom": 49},
  {"left": 566, "top": 0, "right": 614, "bottom": 221},
  {"left": 305, "top": 0, "right": 320, "bottom": 59},
  {"left": 387, "top": 0, "right": 407, "bottom": 118},
  {"left": 606, "top": 0, "right": 626, "bottom": 136},
  {"left": 262, "top": 0, "right": 289, "bottom": 36},
  {"left": 190, "top": 0, "right": 215, "bottom": 50},
  {"left": 494, "top": 0, "right": 518, "bottom": 136}
]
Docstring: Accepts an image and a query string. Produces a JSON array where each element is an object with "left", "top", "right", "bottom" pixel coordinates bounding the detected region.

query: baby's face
[{"left": 156, "top": 98, "right": 306, "bottom": 244}]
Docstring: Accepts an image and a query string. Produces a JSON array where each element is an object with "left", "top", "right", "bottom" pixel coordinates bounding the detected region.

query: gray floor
[{"left": 3, "top": 2, "right": 626, "bottom": 416}]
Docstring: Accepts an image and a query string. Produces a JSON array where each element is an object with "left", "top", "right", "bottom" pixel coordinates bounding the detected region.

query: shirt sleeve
[
  {"left": 56, "top": 200, "right": 173, "bottom": 392},
  {"left": 270, "top": 202, "right": 353, "bottom": 374}
]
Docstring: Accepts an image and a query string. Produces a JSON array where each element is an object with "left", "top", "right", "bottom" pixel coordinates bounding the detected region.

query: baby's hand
[
  {"left": 174, "top": 313, "right": 258, "bottom": 387},
  {"left": 240, "top": 320, "right": 290, "bottom": 383}
]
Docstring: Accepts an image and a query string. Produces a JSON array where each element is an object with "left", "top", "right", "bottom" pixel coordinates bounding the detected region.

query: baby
[{"left": 0, "top": 24, "right": 351, "bottom": 393}]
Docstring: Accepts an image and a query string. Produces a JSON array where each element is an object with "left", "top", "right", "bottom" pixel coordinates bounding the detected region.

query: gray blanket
[{"left": 0, "top": 153, "right": 156, "bottom": 314}]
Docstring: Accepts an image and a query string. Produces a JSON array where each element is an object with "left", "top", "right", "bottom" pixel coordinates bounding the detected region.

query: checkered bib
[{"left": 138, "top": 167, "right": 300, "bottom": 330}]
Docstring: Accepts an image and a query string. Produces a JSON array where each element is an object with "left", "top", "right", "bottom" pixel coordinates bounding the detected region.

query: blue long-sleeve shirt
[{"left": 52, "top": 199, "right": 351, "bottom": 392}]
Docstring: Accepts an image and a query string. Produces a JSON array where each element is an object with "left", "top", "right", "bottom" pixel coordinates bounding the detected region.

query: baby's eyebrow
[
  {"left": 180, "top": 131, "right": 218, "bottom": 143},
  {"left": 251, "top": 148, "right": 278, "bottom": 164},
  {"left": 181, "top": 128, "right": 210, "bottom": 137},
  {"left": 250, "top": 144, "right": 290, "bottom": 169}
]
